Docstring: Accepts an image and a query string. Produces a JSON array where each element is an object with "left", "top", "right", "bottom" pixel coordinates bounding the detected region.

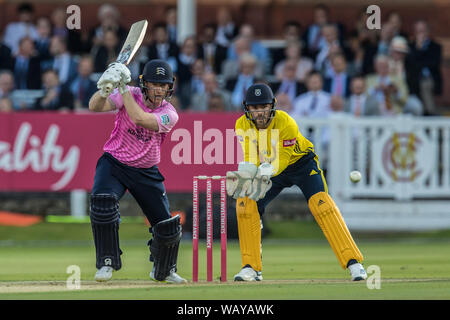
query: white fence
[{"left": 293, "top": 114, "right": 450, "bottom": 231}]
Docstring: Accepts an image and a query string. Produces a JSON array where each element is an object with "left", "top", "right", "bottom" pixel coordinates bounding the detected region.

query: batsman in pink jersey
[{"left": 88, "top": 59, "right": 186, "bottom": 283}]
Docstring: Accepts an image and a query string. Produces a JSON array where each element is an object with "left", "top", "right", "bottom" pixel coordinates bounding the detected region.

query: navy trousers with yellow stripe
[{"left": 257, "top": 152, "right": 326, "bottom": 216}]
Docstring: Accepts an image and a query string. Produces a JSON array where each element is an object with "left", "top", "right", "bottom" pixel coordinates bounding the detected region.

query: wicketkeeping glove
[
  {"left": 226, "top": 162, "right": 257, "bottom": 200},
  {"left": 248, "top": 163, "right": 273, "bottom": 201}
]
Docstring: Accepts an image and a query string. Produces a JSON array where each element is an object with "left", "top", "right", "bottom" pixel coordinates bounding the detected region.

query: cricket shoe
[
  {"left": 150, "top": 268, "right": 187, "bottom": 284},
  {"left": 348, "top": 262, "right": 367, "bottom": 281},
  {"left": 94, "top": 266, "right": 113, "bottom": 282},
  {"left": 234, "top": 264, "right": 263, "bottom": 281}
]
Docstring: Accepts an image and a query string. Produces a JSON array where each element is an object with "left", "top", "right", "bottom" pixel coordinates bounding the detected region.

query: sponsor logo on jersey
[
  {"left": 160, "top": 114, "right": 170, "bottom": 125},
  {"left": 283, "top": 138, "right": 296, "bottom": 147}
]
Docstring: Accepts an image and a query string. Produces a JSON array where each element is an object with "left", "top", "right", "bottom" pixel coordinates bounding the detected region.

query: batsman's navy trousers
[
  {"left": 92, "top": 152, "right": 171, "bottom": 225},
  {"left": 257, "top": 152, "right": 327, "bottom": 216}
]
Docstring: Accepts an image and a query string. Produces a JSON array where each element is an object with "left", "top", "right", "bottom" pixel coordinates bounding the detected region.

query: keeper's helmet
[
  {"left": 243, "top": 83, "right": 277, "bottom": 125},
  {"left": 139, "top": 59, "right": 175, "bottom": 101}
]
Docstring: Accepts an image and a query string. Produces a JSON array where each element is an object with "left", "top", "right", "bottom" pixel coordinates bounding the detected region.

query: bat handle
[{"left": 101, "top": 83, "right": 114, "bottom": 97}]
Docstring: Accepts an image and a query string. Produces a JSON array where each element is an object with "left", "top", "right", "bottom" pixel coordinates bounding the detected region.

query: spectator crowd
[{"left": 0, "top": 3, "right": 444, "bottom": 117}]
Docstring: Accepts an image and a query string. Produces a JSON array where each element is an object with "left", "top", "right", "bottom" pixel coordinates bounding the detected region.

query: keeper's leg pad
[
  {"left": 148, "top": 215, "right": 182, "bottom": 281},
  {"left": 236, "top": 197, "right": 262, "bottom": 271},
  {"left": 90, "top": 194, "right": 122, "bottom": 270},
  {"left": 308, "top": 192, "right": 363, "bottom": 269}
]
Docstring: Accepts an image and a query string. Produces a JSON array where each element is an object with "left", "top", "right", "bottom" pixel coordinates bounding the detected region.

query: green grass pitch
[{"left": 0, "top": 222, "right": 449, "bottom": 300}]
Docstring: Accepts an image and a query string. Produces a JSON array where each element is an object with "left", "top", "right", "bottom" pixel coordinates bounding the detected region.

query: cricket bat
[{"left": 102, "top": 19, "right": 148, "bottom": 95}]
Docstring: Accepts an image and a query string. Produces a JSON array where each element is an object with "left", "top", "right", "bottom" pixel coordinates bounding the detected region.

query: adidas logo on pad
[{"left": 318, "top": 200, "right": 325, "bottom": 206}]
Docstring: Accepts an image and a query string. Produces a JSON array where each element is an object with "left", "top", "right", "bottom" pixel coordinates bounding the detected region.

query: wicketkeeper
[
  {"left": 226, "top": 83, "right": 367, "bottom": 282},
  {"left": 88, "top": 59, "right": 186, "bottom": 283}
]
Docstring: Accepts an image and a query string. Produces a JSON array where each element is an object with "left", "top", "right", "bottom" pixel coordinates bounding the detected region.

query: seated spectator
[
  {"left": 70, "top": 56, "right": 97, "bottom": 110},
  {"left": 314, "top": 24, "right": 353, "bottom": 77},
  {"left": 344, "top": 76, "right": 380, "bottom": 116},
  {"left": 190, "top": 72, "right": 233, "bottom": 112},
  {"left": 12, "top": 37, "right": 41, "bottom": 89},
  {"left": 44, "top": 35, "right": 78, "bottom": 86},
  {"left": 215, "top": 7, "right": 239, "bottom": 48},
  {"left": 271, "top": 59, "right": 307, "bottom": 107},
  {"left": 323, "top": 53, "right": 352, "bottom": 98},
  {"left": 301, "top": 4, "right": 346, "bottom": 59},
  {"left": 408, "top": 20, "right": 443, "bottom": 116},
  {"left": 0, "top": 71, "right": 15, "bottom": 98},
  {"left": 147, "top": 22, "right": 179, "bottom": 61},
  {"left": 387, "top": 36, "right": 423, "bottom": 116},
  {"left": 227, "top": 24, "right": 270, "bottom": 73},
  {"left": 301, "top": 3, "right": 330, "bottom": 58},
  {"left": 3, "top": 2, "right": 38, "bottom": 55},
  {"left": 292, "top": 71, "right": 331, "bottom": 118},
  {"left": 51, "top": 7, "right": 83, "bottom": 54},
  {"left": 292, "top": 71, "right": 333, "bottom": 157},
  {"left": 177, "top": 59, "right": 205, "bottom": 109},
  {"left": 34, "top": 69, "right": 74, "bottom": 111},
  {"left": 330, "top": 95, "right": 345, "bottom": 113},
  {"left": 87, "top": 4, "right": 127, "bottom": 52},
  {"left": 35, "top": 16, "right": 52, "bottom": 60},
  {"left": 225, "top": 53, "right": 264, "bottom": 109},
  {"left": 386, "top": 11, "right": 409, "bottom": 39},
  {"left": 365, "top": 54, "right": 409, "bottom": 116},
  {"left": 0, "top": 41, "right": 14, "bottom": 71},
  {"left": 197, "top": 24, "right": 228, "bottom": 74},
  {"left": 208, "top": 92, "right": 227, "bottom": 112},
  {"left": 271, "top": 21, "right": 303, "bottom": 72},
  {"left": 174, "top": 35, "right": 198, "bottom": 88},
  {"left": 0, "top": 97, "right": 13, "bottom": 112},
  {"left": 92, "top": 30, "right": 121, "bottom": 73},
  {"left": 274, "top": 40, "right": 313, "bottom": 82},
  {"left": 165, "top": 6, "right": 178, "bottom": 44},
  {"left": 275, "top": 92, "right": 294, "bottom": 114},
  {"left": 222, "top": 36, "right": 264, "bottom": 81},
  {"left": 377, "top": 23, "right": 395, "bottom": 56}
]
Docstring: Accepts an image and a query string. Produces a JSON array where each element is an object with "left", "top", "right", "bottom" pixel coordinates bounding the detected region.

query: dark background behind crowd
[{"left": 0, "top": 2, "right": 448, "bottom": 118}]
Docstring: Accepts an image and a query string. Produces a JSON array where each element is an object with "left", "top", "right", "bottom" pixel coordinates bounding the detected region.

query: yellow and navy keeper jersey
[{"left": 235, "top": 110, "right": 315, "bottom": 177}]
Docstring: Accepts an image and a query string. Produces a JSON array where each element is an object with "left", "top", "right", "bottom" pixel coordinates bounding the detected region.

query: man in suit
[
  {"left": 0, "top": 42, "right": 14, "bottom": 71},
  {"left": 70, "top": 56, "right": 97, "bottom": 110},
  {"left": 12, "top": 37, "right": 41, "bottom": 90},
  {"left": 365, "top": 54, "right": 408, "bottom": 116},
  {"left": 271, "top": 59, "right": 307, "bottom": 107},
  {"left": 292, "top": 71, "right": 331, "bottom": 118},
  {"left": 190, "top": 71, "right": 233, "bottom": 112},
  {"left": 314, "top": 24, "right": 353, "bottom": 77},
  {"left": 408, "top": 20, "right": 443, "bottom": 115},
  {"left": 46, "top": 35, "right": 78, "bottom": 86},
  {"left": 35, "top": 17, "right": 52, "bottom": 61},
  {"left": 301, "top": 4, "right": 346, "bottom": 59},
  {"left": 0, "top": 71, "right": 15, "bottom": 99},
  {"left": 225, "top": 53, "right": 263, "bottom": 109},
  {"left": 227, "top": 24, "right": 270, "bottom": 74},
  {"left": 147, "top": 22, "right": 179, "bottom": 62},
  {"left": 177, "top": 58, "right": 205, "bottom": 109},
  {"left": 215, "top": 7, "right": 239, "bottom": 47},
  {"left": 34, "top": 69, "right": 73, "bottom": 111},
  {"left": 344, "top": 76, "right": 380, "bottom": 116},
  {"left": 197, "top": 23, "right": 228, "bottom": 74},
  {"left": 271, "top": 21, "right": 303, "bottom": 72},
  {"left": 165, "top": 6, "right": 178, "bottom": 44},
  {"left": 323, "top": 53, "right": 352, "bottom": 98},
  {"left": 3, "top": 2, "right": 38, "bottom": 55}
]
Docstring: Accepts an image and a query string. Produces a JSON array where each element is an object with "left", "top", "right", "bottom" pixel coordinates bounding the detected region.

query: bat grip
[{"left": 101, "top": 83, "right": 114, "bottom": 97}]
